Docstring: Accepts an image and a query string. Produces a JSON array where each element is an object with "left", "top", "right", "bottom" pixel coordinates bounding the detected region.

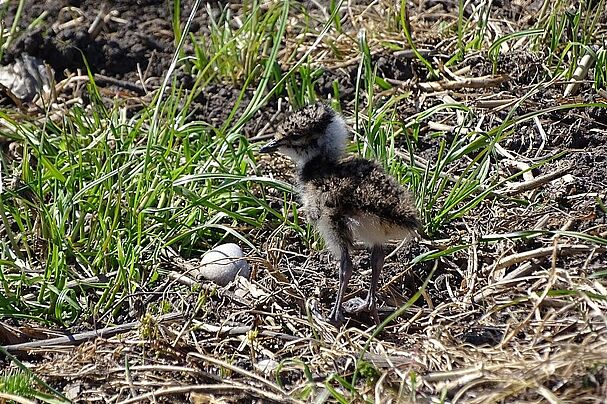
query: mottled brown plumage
[{"left": 260, "top": 103, "right": 420, "bottom": 325}]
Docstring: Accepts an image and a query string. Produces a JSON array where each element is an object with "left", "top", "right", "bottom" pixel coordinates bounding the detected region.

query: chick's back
[{"left": 299, "top": 156, "right": 420, "bottom": 230}]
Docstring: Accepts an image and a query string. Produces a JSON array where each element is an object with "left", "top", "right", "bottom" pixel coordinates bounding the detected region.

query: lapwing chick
[{"left": 260, "top": 103, "right": 420, "bottom": 325}]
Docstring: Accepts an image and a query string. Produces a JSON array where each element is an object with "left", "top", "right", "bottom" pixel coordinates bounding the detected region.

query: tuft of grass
[
  {"left": 593, "top": 46, "right": 607, "bottom": 89},
  {"left": 188, "top": 1, "right": 286, "bottom": 85},
  {"left": 535, "top": 0, "right": 606, "bottom": 77},
  {"left": 0, "top": 368, "right": 35, "bottom": 398},
  {"left": 488, "top": 28, "right": 545, "bottom": 73},
  {"left": 0, "top": 0, "right": 346, "bottom": 326},
  {"left": 0, "top": 33, "right": 287, "bottom": 327},
  {"left": 283, "top": 62, "right": 324, "bottom": 108},
  {"left": 398, "top": 0, "right": 439, "bottom": 79},
  {"left": 0, "top": 0, "right": 25, "bottom": 60}
]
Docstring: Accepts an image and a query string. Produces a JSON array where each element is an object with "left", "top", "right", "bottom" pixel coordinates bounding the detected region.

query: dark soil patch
[{"left": 3, "top": 0, "right": 206, "bottom": 84}]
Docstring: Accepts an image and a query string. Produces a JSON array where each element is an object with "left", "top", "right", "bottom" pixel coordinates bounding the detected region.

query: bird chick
[{"left": 260, "top": 103, "right": 420, "bottom": 325}]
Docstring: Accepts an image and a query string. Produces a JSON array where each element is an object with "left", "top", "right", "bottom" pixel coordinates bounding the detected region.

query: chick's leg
[
  {"left": 318, "top": 215, "right": 354, "bottom": 326},
  {"left": 329, "top": 246, "right": 352, "bottom": 326},
  {"left": 342, "top": 245, "right": 383, "bottom": 323},
  {"left": 365, "top": 244, "right": 384, "bottom": 322}
]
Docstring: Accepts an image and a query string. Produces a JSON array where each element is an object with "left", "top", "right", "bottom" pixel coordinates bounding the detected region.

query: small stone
[
  {"left": 254, "top": 358, "right": 279, "bottom": 375},
  {"left": 194, "top": 243, "right": 250, "bottom": 286},
  {"left": 0, "top": 55, "right": 52, "bottom": 101}
]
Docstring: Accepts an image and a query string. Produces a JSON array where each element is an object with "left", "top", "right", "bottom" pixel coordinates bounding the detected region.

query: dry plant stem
[
  {"left": 20, "top": 271, "right": 119, "bottom": 302},
  {"left": 494, "top": 243, "right": 605, "bottom": 271},
  {"left": 0, "top": 82, "right": 27, "bottom": 112},
  {"left": 502, "top": 165, "right": 571, "bottom": 196},
  {"left": 425, "top": 339, "right": 607, "bottom": 390},
  {"left": 125, "top": 361, "right": 137, "bottom": 400},
  {"left": 60, "top": 363, "right": 222, "bottom": 382},
  {"left": 54, "top": 74, "right": 147, "bottom": 94},
  {"left": 533, "top": 116, "right": 548, "bottom": 157},
  {"left": 475, "top": 97, "right": 518, "bottom": 109},
  {"left": 0, "top": 321, "right": 30, "bottom": 345},
  {"left": 136, "top": 63, "right": 148, "bottom": 93},
  {"left": 250, "top": 109, "right": 282, "bottom": 140},
  {"left": 87, "top": 3, "right": 106, "bottom": 39},
  {"left": 3, "top": 313, "right": 182, "bottom": 352},
  {"left": 194, "top": 321, "right": 301, "bottom": 342},
  {"left": 95, "top": 74, "right": 147, "bottom": 94},
  {"left": 474, "top": 244, "right": 607, "bottom": 303},
  {"left": 167, "top": 270, "right": 198, "bottom": 287},
  {"left": 502, "top": 261, "right": 534, "bottom": 282},
  {"left": 427, "top": 121, "right": 471, "bottom": 133},
  {"left": 187, "top": 352, "right": 291, "bottom": 398},
  {"left": 581, "top": 292, "right": 607, "bottom": 330},
  {"left": 502, "top": 159, "right": 534, "bottom": 182},
  {"left": 112, "top": 365, "right": 219, "bottom": 379},
  {"left": 500, "top": 238, "right": 561, "bottom": 346},
  {"left": 116, "top": 383, "right": 296, "bottom": 404},
  {"left": 563, "top": 48, "right": 600, "bottom": 96},
  {"left": 53, "top": 14, "right": 85, "bottom": 32},
  {"left": 464, "top": 234, "right": 479, "bottom": 303},
  {"left": 412, "top": 75, "right": 508, "bottom": 91},
  {"left": 423, "top": 365, "right": 485, "bottom": 382},
  {"left": 0, "top": 393, "right": 37, "bottom": 404}
]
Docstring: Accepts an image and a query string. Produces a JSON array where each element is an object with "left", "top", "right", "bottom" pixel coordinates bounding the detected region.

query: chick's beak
[{"left": 259, "top": 139, "right": 280, "bottom": 153}]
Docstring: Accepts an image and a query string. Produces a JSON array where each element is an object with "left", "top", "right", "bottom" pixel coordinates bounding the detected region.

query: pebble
[
  {"left": 194, "top": 243, "right": 250, "bottom": 286},
  {"left": 254, "top": 359, "right": 279, "bottom": 375},
  {"left": 0, "top": 55, "right": 52, "bottom": 101}
]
